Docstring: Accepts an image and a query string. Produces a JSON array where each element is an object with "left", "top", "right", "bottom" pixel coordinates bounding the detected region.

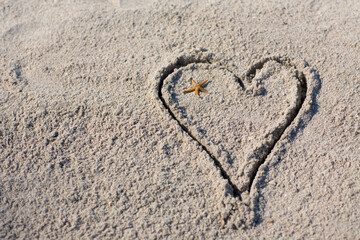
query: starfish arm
[
  {"left": 183, "top": 87, "right": 196, "bottom": 93},
  {"left": 199, "top": 79, "right": 208, "bottom": 86},
  {"left": 199, "top": 86, "right": 210, "bottom": 94},
  {"left": 191, "top": 78, "right": 197, "bottom": 87},
  {"left": 195, "top": 87, "right": 200, "bottom": 97}
]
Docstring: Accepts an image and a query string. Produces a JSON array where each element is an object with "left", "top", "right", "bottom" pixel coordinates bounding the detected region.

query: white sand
[{"left": 1, "top": 0, "right": 359, "bottom": 238}]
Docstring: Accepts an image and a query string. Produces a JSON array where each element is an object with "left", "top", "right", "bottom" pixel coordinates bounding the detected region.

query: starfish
[{"left": 183, "top": 78, "right": 210, "bottom": 97}]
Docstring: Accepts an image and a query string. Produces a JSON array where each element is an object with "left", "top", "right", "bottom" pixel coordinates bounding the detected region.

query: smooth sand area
[{"left": 1, "top": 0, "right": 359, "bottom": 238}]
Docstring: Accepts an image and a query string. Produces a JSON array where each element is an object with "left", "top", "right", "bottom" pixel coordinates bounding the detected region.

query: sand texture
[{"left": 1, "top": 0, "right": 359, "bottom": 239}]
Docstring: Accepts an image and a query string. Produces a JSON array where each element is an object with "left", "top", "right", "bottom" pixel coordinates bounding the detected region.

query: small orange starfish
[{"left": 183, "top": 78, "right": 210, "bottom": 97}]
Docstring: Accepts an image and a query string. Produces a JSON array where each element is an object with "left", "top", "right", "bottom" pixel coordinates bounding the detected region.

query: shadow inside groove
[
  {"left": 246, "top": 57, "right": 307, "bottom": 192},
  {"left": 157, "top": 56, "right": 243, "bottom": 198}
]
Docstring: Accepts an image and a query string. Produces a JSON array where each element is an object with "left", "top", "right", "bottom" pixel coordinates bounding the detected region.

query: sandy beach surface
[{"left": 1, "top": 0, "right": 359, "bottom": 238}]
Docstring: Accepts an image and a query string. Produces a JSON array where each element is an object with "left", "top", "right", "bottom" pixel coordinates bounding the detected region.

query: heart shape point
[{"left": 161, "top": 59, "right": 304, "bottom": 193}]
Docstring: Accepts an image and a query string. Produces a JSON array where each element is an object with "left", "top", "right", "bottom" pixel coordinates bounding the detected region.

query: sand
[{"left": 1, "top": 0, "right": 359, "bottom": 238}]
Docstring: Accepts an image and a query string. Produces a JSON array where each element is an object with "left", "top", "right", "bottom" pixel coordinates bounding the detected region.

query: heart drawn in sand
[{"left": 150, "top": 50, "right": 309, "bottom": 199}]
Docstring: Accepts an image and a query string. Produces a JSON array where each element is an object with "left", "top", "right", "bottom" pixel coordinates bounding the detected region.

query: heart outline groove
[{"left": 148, "top": 49, "right": 320, "bottom": 227}]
